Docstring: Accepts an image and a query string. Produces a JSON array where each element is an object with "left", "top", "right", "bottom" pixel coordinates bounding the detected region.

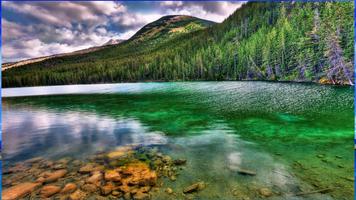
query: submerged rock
[
  {"left": 165, "top": 187, "right": 173, "bottom": 194},
  {"left": 104, "top": 170, "right": 121, "bottom": 182},
  {"left": 237, "top": 168, "right": 256, "bottom": 176},
  {"left": 258, "top": 188, "right": 273, "bottom": 197},
  {"left": 173, "top": 159, "right": 187, "bottom": 165},
  {"left": 69, "top": 189, "right": 87, "bottom": 200},
  {"left": 40, "top": 185, "right": 61, "bottom": 198},
  {"left": 133, "top": 192, "right": 150, "bottom": 200},
  {"left": 100, "top": 183, "right": 114, "bottom": 196},
  {"left": 122, "top": 162, "right": 157, "bottom": 186},
  {"left": 61, "top": 183, "right": 77, "bottom": 194},
  {"left": 107, "top": 146, "right": 134, "bottom": 160},
  {"left": 183, "top": 182, "right": 206, "bottom": 193},
  {"left": 2, "top": 182, "right": 41, "bottom": 200},
  {"left": 79, "top": 163, "right": 98, "bottom": 174},
  {"left": 81, "top": 183, "right": 98, "bottom": 193},
  {"left": 43, "top": 169, "right": 67, "bottom": 183},
  {"left": 86, "top": 171, "right": 103, "bottom": 186}
]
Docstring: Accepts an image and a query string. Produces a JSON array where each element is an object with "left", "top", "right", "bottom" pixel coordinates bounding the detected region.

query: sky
[{"left": 2, "top": 1, "right": 244, "bottom": 63}]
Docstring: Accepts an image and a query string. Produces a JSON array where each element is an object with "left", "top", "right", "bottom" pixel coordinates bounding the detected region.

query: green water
[{"left": 2, "top": 82, "right": 354, "bottom": 199}]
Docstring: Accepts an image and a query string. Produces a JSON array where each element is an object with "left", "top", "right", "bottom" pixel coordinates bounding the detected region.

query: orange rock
[
  {"left": 79, "top": 164, "right": 96, "bottom": 174},
  {"left": 81, "top": 184, "right": 98, "bottom": 193},
  {"left": 104, "top": 170, "right": 121, "bottom": 182},
  {"left": 69, "top": 189, "right": 87, "bottom": 200},
  {"left": 61, "top": 183, "right": 77, "bottom": 194},
  {"left": 118, "top": 184, "right": 131, "bottom": 193},
  {"left": 43, "top": 169, "right": 67, "bottom": 183},
  {"left": 2, "top": 182, "right": 41, "bottom": 200},
  {"left": 101, "top": 184, "right": 115, "bottom": 196},
  {"left": 40, "top": 185, "right": 61, "bottom": 198},
  {"left": 122, "top": 162, "right": 157, "bottom": 186},
  {"left": 86, "top": 171, "right": 102, "bottom": 186}
]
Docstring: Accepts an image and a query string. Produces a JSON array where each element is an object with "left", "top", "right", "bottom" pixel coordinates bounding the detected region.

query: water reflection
[{"left": 3, "top": 107, "right": 168, "bottom": 162}]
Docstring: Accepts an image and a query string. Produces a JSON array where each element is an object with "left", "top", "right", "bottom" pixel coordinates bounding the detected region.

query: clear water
[{"left": 2, "top": 82, "right": 354, "bottom": 199}]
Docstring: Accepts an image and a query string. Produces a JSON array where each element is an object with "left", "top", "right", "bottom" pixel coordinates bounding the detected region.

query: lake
[{"left": 2, "top": 82, "right": 353, "bottom": 200}]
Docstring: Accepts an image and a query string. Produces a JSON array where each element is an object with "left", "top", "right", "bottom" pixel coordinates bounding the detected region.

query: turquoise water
[{"left": 2, "top": 82, "right": 354, "bottom": 199}]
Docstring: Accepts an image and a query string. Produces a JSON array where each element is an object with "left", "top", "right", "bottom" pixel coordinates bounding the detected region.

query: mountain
[
  {"left": 104, "top": 39, "right": 125, "bottom": 46},
  {"left": 129, "top": 15, "right": 214, "bottom": 44},
  {"left": 2, "top": 2, "right": 354, "bottom": 87}
]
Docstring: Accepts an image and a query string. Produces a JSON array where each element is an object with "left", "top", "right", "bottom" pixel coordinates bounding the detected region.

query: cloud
[
  {"left": 159, "top": 1, "right": 245, "bottom": 22},
  {"left": 2, "top": 1, "right": 243, "bottom": 62}
]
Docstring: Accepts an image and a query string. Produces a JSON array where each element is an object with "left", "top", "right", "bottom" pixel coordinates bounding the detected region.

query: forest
[{"left": 2, "top": 2, "right": 354, "bottom": 87}]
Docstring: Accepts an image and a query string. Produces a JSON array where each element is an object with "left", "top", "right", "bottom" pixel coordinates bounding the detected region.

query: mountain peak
[{"left": 129, "top": 14, "right": 215, "bottom": 43}]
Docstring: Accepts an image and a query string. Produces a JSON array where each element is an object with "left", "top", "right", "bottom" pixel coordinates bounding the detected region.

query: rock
[
  {"left": 118, "top": 184, "right": 131, "bottom": 193},
  {"left": 165, "top": 187, "right": 173, "bottom": 194},
  {"left": 79, "top": 164, "right": 96, "bottom": 174},
  {"left": 53, "top": 164, "right": 66, "bottom": 170},
  {"left": 122, "top": 162, "right": 157, "bottom": 186},
  {"left": 133, "top": 192, "right": 150, "bottom": 200},
  {"left": 2, "top": 182, "right": 41, "bottom": 200},
  {"left": 259, "top": 188, "right": 273, "bottom": 197},
  {"left": 107, "top": 146, "right": 134, "bottom": 160},
  {"left": 69, "top": 189, "right": 87, "bottom": 200},
  {"left": 173, "top": 159, "right": 187, "bottom": 165},
  {"left": 139, "top": 186, "right": 151, "bottom": 193},
  {"left": 237, "top": 168, "right": 256, "bottom": 176},
  {"left": 317, "top": 154, "right": 325, "bottom": 158},
  {"left": 40, "top": 185, "right": 61, "bottom": 198},
  {"left": 35, "top": 177, "right": 46, "bottom": 183},
  {"left": 104, "top": 170, "right": 121, "bottom": 182},
  {"left": 25, "top": 157, "right": 44, "bottom": 164},
  {"left": 81, "top": 184, "right": 98, "bottom": 193},
  {"left": 101, "top": 184, "right": 114, "bottom": 196},
  {"left": 169, "top": 175, "right": 176, "bottom": 181},
  {"left": 72, "top": 160, "right": 82, "bottom": 166},
  {"left": 183, "top": 182, "right": 206, "bottom": 193},
  {"left": 86, "top": 171, "right": 103, "bottom": 186},
  {"left": 112, "top": 191, "right": 123, "bottom": 197},
  {"left": 123, "top": 192, "right": 131, "bottom": 200},
  {"left": 162, "top": 156, "right": 172, "bottom": 163},
  {"left": 61, "top": 183, "right": 77, "bottom": 194},
  {"left": 43, "top": 169, "right": 67, "bottom": 183}
]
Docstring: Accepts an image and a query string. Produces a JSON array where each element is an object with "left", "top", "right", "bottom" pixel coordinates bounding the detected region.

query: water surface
[{"left": 2, "top": 82, "right": 353, "bottom": 199}]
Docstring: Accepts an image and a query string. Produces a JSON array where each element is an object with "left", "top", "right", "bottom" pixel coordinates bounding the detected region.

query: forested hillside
[{"left": 2, "top": 2, "right": 354, "bottom": 87}]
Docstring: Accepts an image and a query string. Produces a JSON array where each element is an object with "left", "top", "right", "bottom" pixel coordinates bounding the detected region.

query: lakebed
[{"left": 2, "top": 82, "right": 353, "bottom": 200}]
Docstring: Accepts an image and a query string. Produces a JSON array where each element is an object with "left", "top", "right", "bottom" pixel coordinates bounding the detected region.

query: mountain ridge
[{"left": 2, "top": 14, "right": 214, "bottom": 72}]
